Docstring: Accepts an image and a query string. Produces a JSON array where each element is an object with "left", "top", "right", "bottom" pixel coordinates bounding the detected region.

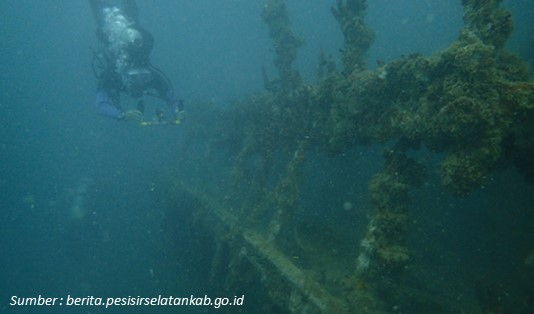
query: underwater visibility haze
[{"left": 1, "top": 0, "right": 534, "bottom": 313}]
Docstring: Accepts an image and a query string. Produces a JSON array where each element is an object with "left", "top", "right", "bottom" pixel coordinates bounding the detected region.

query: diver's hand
[
  {"left": 170, "top": 99, "right": 185, "bottom": 119},
  {"left": 173, "top": 109, "right": 186, "bottom": 122},
  {"left": 119, "top": 109, "right": 144, "bottom": 122}
]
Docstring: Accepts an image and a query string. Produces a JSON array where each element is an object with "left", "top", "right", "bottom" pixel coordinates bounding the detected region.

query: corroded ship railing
[{"left": 170, "top": 0, "right": 533, "bottom": 312}]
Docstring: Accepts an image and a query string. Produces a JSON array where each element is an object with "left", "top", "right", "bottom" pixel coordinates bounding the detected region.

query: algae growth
[{"left": 169, "top": 0, "right": 534, "bottom": 312}]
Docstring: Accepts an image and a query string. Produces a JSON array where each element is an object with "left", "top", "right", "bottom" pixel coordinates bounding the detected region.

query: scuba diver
[{"left": 90, "top": 0, "right": 183, "bottom": 125}]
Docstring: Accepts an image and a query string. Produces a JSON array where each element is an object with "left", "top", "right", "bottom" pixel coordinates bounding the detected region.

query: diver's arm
[
  {"left": 123, "top": 0, "right": 139, "bottom": 22},
  {"left": 95, "top": 90, "right": 144, "bottom": 121},
  {"left": 95, "top": 90, "right": 122, "bottom": 119},
  {"left": 150, "top": 69, "right": 184, "bottom": 116},
  {"left": 89, "top": 0, "right": 103, "bottom": 25}
]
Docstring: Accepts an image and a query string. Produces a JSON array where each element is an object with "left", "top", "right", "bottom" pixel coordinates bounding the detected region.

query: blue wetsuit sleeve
[{"left": 95, "top": 90, "right": 122, "bottom": 119}]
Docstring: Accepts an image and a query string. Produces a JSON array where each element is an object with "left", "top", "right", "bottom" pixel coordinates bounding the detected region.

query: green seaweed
[
  {"left": 331, "top": 0, "right": 374, "bottom": 74},
  {"left": 176, "top": 0, "right": 534, "bottom": 311},
  {"left": 261, "top": 0, "right": 303, "bottom": 91}
]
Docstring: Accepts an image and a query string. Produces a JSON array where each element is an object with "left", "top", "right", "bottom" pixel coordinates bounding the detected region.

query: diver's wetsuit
[{"left": 90, "top": 0, "right": 182, "bottom": 120}]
